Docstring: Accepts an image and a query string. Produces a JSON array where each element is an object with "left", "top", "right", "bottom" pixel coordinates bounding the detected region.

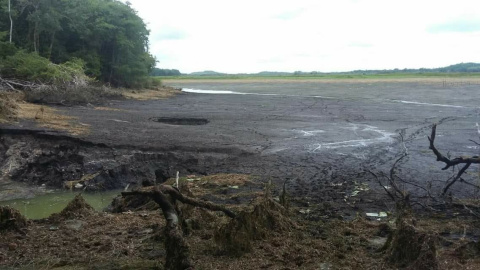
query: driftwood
[
  {"left": 0, "top": 76, "right": 39, "bottom": 91},
  {"left": 428, "top": 124, "right": 480, "bottom": 195},
  {"left": 123, "top": 185, "right": 236, "bottom": 218},
  {"left": 122, "top": 184, "right": 236, "bottom": 270}
]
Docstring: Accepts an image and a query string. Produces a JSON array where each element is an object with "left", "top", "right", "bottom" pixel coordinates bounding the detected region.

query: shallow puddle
[{"left": 0, "top": 190, "right": 122, "bottom": 219}]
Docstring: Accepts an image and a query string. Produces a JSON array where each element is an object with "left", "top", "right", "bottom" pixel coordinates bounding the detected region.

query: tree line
[
  {"left": 0, "top": 0, "right": 156, "bottom": 87},
  {"left": 151, "top": 68, "right": 181, "bottom": 76}
]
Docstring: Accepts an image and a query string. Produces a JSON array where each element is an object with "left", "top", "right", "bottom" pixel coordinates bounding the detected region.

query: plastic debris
[{"left": 366, "top": 212, "right": 388, "bottom": 218}]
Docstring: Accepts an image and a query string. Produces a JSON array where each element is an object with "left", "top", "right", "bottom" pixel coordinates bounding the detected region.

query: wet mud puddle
[{"left": 0, "top": 190, "right": 121, "bottom": 219}]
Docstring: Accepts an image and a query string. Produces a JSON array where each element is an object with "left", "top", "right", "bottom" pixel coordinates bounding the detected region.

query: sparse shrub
[{"left": 0, "top": 41, "right": 18, "bottom": 59}]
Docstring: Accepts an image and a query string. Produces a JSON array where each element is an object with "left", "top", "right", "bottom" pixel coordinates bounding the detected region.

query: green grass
[{"left": 158, "top": 72, "right": 480, "bottom": 81}]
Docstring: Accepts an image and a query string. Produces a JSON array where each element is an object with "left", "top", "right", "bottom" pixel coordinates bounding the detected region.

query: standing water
[{"left": 0, "top": 190, "right": 122, "bottom": 219}]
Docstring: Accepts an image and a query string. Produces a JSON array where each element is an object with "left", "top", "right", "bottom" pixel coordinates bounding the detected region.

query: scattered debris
[
  {"left": 299, "top": 209, "right": 311, "bottom": 214},
  {"left": 366, "top": 212, "right": 388, "bottom": 218}
]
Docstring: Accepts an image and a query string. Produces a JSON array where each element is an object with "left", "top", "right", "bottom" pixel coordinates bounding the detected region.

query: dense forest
[{"left": 0, "top": 0, "right": 155, "bottom": 87}]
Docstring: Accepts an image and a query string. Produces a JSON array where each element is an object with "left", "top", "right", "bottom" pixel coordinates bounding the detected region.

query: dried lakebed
[{"left": 1, "top": 79, "right": 479, "bottom": 217}]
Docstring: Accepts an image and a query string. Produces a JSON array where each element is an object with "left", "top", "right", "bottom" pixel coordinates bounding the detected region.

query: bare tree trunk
[
  {"left": 122, "top": 185, "right": 236, "bottom": 269},
  {"left": 48, "top": 31, "right": 55, "bottom": 60},
  {"left": 8, "top": 0, "right": 13, "bottom": 43},
  {"left": 148, "top": 189, "right": 193, "bottom": 270},
  {"left": 123, "top": 187, "right": 195, "bottom": 270},
  {"left": 33, "top": 21, "right": 38, "bottom": 53}
]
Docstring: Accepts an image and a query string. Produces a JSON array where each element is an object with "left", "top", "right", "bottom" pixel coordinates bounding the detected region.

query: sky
[{"left": 125, "top": 0, "right": 480, "bottom": 74}]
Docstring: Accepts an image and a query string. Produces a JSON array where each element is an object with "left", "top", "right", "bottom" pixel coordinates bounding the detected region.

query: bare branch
[
  {"left": 428, "top": 124, "right": 480, "bottom": 170},
  {"left": 469, "top": 139, "right": 480, "bottom": 146},
  {"left": 367, "top": 170, "right": 396, "bottom": 201},
  {"left": 442, "top": 163, "right": 471, "bottom": 195}
]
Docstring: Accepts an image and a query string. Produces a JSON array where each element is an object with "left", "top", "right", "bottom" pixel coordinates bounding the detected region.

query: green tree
[{"left": 0, "top": 0, "right": 156, "bottom": 87}]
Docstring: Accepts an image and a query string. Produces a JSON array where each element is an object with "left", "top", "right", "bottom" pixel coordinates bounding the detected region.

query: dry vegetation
[
  {"left": 17, "top": 102, "right": 90, "bottom": 135},
  {"left": 0, "top": 91, "right": 90, "bottom": 136},
  {"left": 0, "top": 85, "right": 181, "bottom": 136},
  {"left": 1, "top": 174, "right": 480, "bottom": 269},
  {"left": 122, "top": 87, "right": 181, "bottom": 100},
  {"left": 0, "top": 92, "right": 22, "bottom": 123}
]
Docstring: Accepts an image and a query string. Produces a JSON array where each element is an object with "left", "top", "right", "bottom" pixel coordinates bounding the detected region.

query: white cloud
[{"left": 126, "top": 0, "right": 480, "bottom": 73}]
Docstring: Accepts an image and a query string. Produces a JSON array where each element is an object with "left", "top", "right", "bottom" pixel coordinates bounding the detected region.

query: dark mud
[
  {"left": 150, "top": 117, "right": 209, "bottom": 125},
  {"left": 1, "top": 80, "right": 479, "bottom": 216}
]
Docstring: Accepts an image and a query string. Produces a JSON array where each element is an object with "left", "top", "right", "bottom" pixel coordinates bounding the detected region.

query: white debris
[{"left": 74, "top": 183, "right": 83, "bottom": 189}]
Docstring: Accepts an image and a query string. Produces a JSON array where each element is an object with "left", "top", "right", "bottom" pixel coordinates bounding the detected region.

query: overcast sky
[{"left": 126, "top": 0, "right": 480, "bottom": 74}]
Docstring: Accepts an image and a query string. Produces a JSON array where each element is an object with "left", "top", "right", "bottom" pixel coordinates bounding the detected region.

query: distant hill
[
  {"left": 256, "top": 71, "right": 292, "bottom": 76},
  {"left": 186, "top": 63, "right": 480, "bottom": 76},
  {"left": 189, "top": 70, "right": 227, "bottom": 76},
  {"left": 348, "top": 62, "right": 480, "bottom": 75},
  {"left": 436, "top": 63, "right": 480, "bottom": 72}
]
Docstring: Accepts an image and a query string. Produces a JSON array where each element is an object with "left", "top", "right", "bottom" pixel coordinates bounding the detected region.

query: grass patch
[{"left": 162, "top": 73, "right": 480, "bottom": 83}]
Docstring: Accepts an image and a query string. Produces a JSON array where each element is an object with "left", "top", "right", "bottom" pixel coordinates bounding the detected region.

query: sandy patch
[{"left": 123, "top": 87, "right": 181, "bottom": 100}]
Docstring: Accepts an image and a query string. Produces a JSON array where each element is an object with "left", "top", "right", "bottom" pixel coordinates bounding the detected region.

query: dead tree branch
[
  {"left": 428, "top": 124, "right": 479, "bottom": 195},
  {"left": 123, "top": 185, "right": 236, "bottom": 218},
  {"left": 0, "top": 76, "right": 39, "bottom": 91},
  {"left": 469, "top": 139, "right": 480, "bottom": 146}
]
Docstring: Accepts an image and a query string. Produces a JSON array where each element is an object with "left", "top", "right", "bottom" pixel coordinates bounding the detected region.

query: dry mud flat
[
  {"left": 1, "top": 79, "right": 480, "bottom": 211},
  {"left": 1, "top": 79, "right": 480, "bottom": 268}
]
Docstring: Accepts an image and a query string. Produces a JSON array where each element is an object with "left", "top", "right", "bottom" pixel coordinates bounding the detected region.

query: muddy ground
[
  {"left": 0, "top": 79, "right": 479, "bottom": 268},
  {"left": 3, "top": 80, "right": 479, "bottom": 205}
]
